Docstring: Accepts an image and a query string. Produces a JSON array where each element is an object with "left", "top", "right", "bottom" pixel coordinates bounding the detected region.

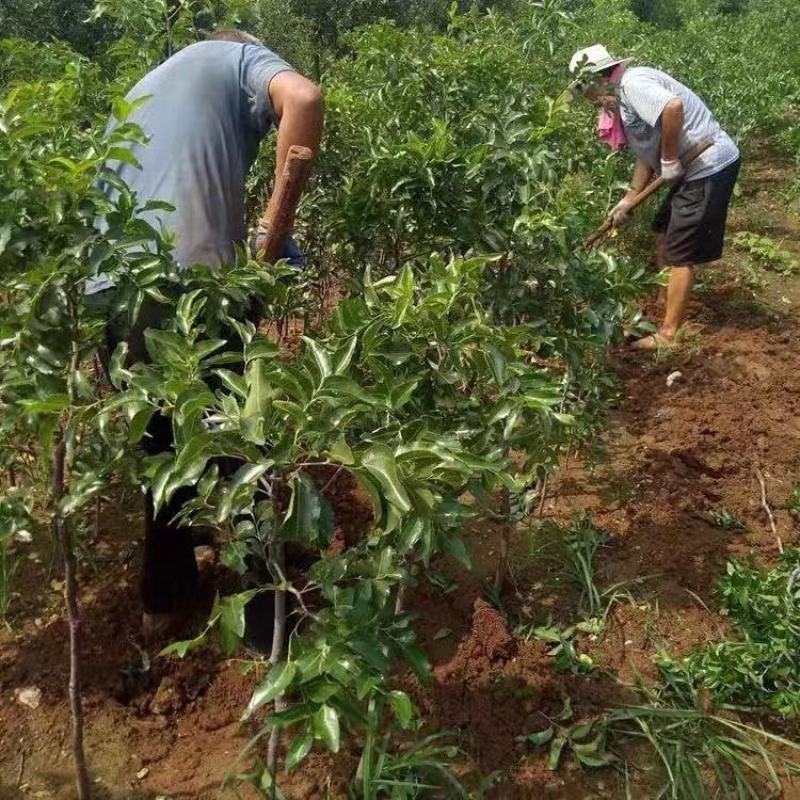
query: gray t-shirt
[
  {"left": 88, "top": 40, "right": 293, "bottom": 293},
  {"left": 618, "top": 66, "right": 739, "bottom": 181}
]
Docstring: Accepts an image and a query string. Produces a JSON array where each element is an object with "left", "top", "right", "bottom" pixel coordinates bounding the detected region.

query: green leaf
[
  {"left": 487, "top": 346, "right": 507, "bottom": 385},
  {"left": 241, "top": 360, "right": 271, "bottom": 445},
  {"left": 575, "top": 750, "right": 615, "bottom": 768},
  {"left": 175, "top": 289, "right": 206, "bottom": 336},
  {"left": 328, "top": 436, "right": 355, "bottom": 465},
  {"left": 244, "top": 661, "right": 297, "bottom": 718},
  {"left": 520, "top": 728, "right": 554, "bottom": 746},
  {"left": 109, "top": 341, "right": 129, "bottom": 389},
  {"left": 361, "top": 445, "right": 411, "bottom": 513},
  {"left": 388, "top": 690, "right": 414, "bottom": 728},
  {"left": 128, "top": 408, "right": 154, "bottom": 444},
  {"left": 111, "top": 96, "right": 132, "bottom": 122},
  {"left": 150, "top": 457, "right": 175, "bottom": 517},
  {"left": 313, "top": 704, "right": 340, "bottom": 753},
  {"left": 19, "top": 395, "right": 70, "bottom": 414},
  {"left": 0, "top": 223, "right": 11, "bottom": 256},
  {"left": 306, "top": 682, "right": 339, "bottom": 704},
  {"left": 548, "top": 736, "right": 567, "bottom": 770},
  {"left": 442, "top": 534, "right": 472, "bottom": 569},
  {"left": 144, "top": 329, "right": 188, "bottom": 367},
  {"left": 107, "top": 146, "right": 141, "bottom": 168},
  {"left": 286, "top": 726, "right": 314, "bottom": 771},
  {"left": 392, "top": 263, "right": 415, "bottom": 326},
  {"left": 159, "top": 639, "right": 196, "bottom": 658},
  {"left": 221, "top": 540, "right": 249, "bottom": 575},
  {"left": 282, "top": 474, "right": 334, "bottom": 546},
  {"left": 158, "top": 629, "right": 208, "bottom": 658},
  {"left": 214, "top": 369, "right": 248, "bottom": 398},
  {"left": 302, "top": 336, "right": 332, "bottom": 382},
  {"left": 216, "top": 592, "right": 254, "bottom": 655},
  {"left": 230, "top": 461, "right": 272, "bottom": 491},
  {"left": 401, "top": 644, "right": 432, "bottom": 687},
  {"left": 390, "top": 379, "right": 419, "bottom": 409},
  {"left": 245, "top": 336, "right": 281, "bottom": 362},
  {"left": 334, "top": 336, "right": 358, "bottom": 375}
]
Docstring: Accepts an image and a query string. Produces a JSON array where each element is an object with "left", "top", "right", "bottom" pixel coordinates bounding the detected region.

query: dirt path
[{"left": 1, "top": 157, "right": 798, "bottom": 799}]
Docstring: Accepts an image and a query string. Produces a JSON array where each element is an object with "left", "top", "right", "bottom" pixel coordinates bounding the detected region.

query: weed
[
  {"left": 0, "top": 536, "right": 17, "bottom": 624},
  {"left": 523, "top": 618, "right": 597, "bottom": 675},
  {"left": 563, "top": 516, "right": 609, "bottom": 619},
  {"left": 0, "top": 489, "right": 34, "bottom": 623},
  {"left": 355, "top": 729, "right": 464, "bottom": 799},
  {"left": 518, "top": 697, "right": 614, "bottom": 770},
  {"left": 428, "top": 571, "right": 458, "bottom": 595},
  {"left": 733, "top": 231, "right": 800, "bottom": 275},
  {"left": 710, "top": 509, "right": 747, "bottom": 531},
  {"left": 677, "top": 549, "right": 800, "bottom": 716},
  {"left": 356, "top": 695, "right": 464, "bottom": 800},
  {"left": 735, "top": 259, "right": 768, "bottom": 293},
  {"left": 785, "top": 483, "right": 800, "bottom": 515},
  {"left": 606, "top": 665, "right": 800, "bottom": 799}
]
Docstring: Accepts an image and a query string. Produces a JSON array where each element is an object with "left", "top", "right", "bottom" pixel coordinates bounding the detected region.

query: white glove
[
  {"left": 609, "top": 197, "right": 635, "bottom": 227},
  {"left": 660, "top": 158, "right": 686, "bottom": 183}
]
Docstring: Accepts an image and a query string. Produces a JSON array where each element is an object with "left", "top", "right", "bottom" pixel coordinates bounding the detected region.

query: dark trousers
[
  {"left": 95, "top": 295, "right": 199, "bottom": 615},
  {"left": 138, "top": 412, "right": 199, "bottom": 614}
]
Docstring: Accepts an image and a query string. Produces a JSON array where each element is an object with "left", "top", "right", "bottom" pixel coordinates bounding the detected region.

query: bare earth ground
[{"left": 1, "top": 156, "right": 799, "bottom": 799}]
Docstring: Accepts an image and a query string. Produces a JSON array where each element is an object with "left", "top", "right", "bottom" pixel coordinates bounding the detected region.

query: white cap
[{"left": 569, "top": 44, "right": 630, "bottom": 75}]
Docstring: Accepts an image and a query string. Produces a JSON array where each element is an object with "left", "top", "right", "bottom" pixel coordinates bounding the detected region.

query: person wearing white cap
[{"left": 570, "top": 45, "right": 740, "bottom": 350}]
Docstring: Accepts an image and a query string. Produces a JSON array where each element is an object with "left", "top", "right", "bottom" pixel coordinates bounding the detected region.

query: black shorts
[{"left": 652, "top": 158, "right": 740, "bottom": 265}]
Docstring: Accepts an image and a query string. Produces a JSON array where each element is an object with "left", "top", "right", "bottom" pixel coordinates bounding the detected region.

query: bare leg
[
  {"left": 655, "top": 234, "right": 667, "bottom": 304},
  {"left": 631, "top": 263, "right": 694, "bottom": 350},
  {"left": 660, "top": 265, "right": 694, "bottom": 340}
]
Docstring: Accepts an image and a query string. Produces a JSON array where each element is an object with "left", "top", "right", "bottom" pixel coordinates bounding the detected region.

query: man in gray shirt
[
  {"left": 570, "top": 45, "right": 740, "bottom": 350},
  {"left": 93, "top": 29, "right": 323, "bottom": 631},
  {"left": 89, "top": 29, "right": 322, "bottom": 290}
]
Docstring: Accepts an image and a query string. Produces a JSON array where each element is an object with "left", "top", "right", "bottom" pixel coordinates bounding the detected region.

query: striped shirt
[{"left": 618, "top": 66, "right": 739, "bottom": 181}]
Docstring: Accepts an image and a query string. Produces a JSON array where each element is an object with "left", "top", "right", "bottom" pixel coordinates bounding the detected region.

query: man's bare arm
[
  {"left": 660, "top": 97, "right": 684, "bottom": 161},
  {"left": 265, "top": 71, "right": 324, "bottom": 222},
  {"left": 629, "top": 158, "right": 654, "bottom": 194},
  {"left": 609, "top": 158, "right": 654, "bottom": 226}
]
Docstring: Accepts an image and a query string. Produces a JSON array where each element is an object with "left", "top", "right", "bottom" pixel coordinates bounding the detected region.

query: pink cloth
[
  {"left": 608, "top": 63, "right": 627, "bottom": 85},
  {"left": 597, "top": 63, "right": 628, "bottom": 150},
  {"left": 597, "top": 110, "right": 627, "bottom": 150}
]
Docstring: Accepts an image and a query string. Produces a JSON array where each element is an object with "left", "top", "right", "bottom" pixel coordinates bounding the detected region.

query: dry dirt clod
[
  {"left": 14, "top": 686, "right": 42, "bottom": 710},
  {"left": 471, "top": 598, "right": 515, "bottom": 662},
  {"left": 666, "top": 370, "right": 682, "bottom": 388}
]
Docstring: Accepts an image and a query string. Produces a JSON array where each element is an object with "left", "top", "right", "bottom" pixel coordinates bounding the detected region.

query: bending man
[
  {"left": 87, "top": 29, "right": 323, "bottom": 631},
  {"left": 570, "top": 44, "right": 740, "bottom": 349}
]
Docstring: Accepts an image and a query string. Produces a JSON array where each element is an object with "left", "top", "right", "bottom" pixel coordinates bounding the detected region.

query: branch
[{"left": 755, "top": 466, "right": 782, "bottom": 553}]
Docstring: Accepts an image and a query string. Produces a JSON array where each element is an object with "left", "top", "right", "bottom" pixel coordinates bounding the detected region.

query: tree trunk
[
  {"left": 267, "top": 533, "right": 287, "bottom": 796},
  {"left": 494, "top": 486, "right": 511, "bottom": 592},
  {"left": 52, "top": 434, "right": 92, "bottom": 799}
]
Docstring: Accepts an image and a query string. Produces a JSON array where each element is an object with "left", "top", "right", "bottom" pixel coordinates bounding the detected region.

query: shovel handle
[
  {"left": 254, "top": 145, "right": 315, "bottom": 263},
  {"left": 583, "top": 138, "right": 714, "bottom": 251}
]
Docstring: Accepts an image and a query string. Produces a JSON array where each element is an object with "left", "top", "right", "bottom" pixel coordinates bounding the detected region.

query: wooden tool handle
[
  {"left": 255, "top": 145, "right": 314, "bottom": 263},
  {"left": 583, "top": 138, "right": 714, "bottom": 251}
]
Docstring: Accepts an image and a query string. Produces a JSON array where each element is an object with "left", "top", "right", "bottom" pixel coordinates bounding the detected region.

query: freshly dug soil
[{"left": 1, "top": 157, "right": 800, "bottom": 798}]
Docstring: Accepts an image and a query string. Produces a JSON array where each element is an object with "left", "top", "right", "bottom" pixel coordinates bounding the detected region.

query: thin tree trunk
[
  {"left": 494, "top": 486, "right": 511, "bottom": 592},
  {"left": 394, "top": 584, "right": 407, "bottom": 615},
  {"left": 267, "top": 532, "right": 287, "bottom": 796},
  {"left": 52, "top": 433, "right": 91, "bottom": 799}
]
